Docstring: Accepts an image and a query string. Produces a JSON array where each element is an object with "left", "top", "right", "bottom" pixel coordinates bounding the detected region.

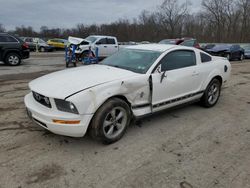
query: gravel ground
[{"left": 0, "top": 52, "right": 250, "bottom": 188}]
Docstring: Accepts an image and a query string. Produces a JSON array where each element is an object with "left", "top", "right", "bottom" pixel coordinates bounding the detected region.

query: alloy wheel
[
  {"left": 8, "top": 55, "right": 20, "bottom": 65},
  {"left": 103, "top": 107, "right": 128, "bottom": 139},
  {"left": 207, "top": 83, "right": 220, "bottom": 105}
]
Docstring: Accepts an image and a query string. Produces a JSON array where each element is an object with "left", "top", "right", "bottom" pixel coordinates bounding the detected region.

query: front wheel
[
  {"left": 5, "top": 53, "right": 21, "bottom": 66},
  {"left": 90, "top": 98, "right": 131, "bottom": 144},
  {"left": 40, "top": 47, "right": 45, "bottom": 52},
  {"left": 201, "top": 79, "right": 221, "bottom": 108},
  {"left": 239, "top": 53, "right": 244, "bottom": 61}
]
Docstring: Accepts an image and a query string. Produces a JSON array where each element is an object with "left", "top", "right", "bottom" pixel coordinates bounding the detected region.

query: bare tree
[
  {"left": 237, "top": 0, "right": 250, "bottom": 41},
  {"left": 159, "top": 0, "right": 190, "bottom": 38},
  {"left": 5, "top": 0, "right": 250, "bottom": 43},
  {"left": 202, "top": 0, "right": 226, "bottom": 42}
]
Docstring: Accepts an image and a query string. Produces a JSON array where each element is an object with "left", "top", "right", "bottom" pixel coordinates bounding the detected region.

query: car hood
[
  {"left": 29, "top": 65, "right": 138, "bottom": 99},
  {"left": 68, "top": 36, "right": 90, "bottom": 45},
  {"left": 207, "top": 46, "right": 230, "bottom": 52}
]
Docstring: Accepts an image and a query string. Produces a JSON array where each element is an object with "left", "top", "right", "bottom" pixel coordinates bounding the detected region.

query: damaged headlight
[{"left": 54, "top": 99, "right": 79, "bottom": 114}]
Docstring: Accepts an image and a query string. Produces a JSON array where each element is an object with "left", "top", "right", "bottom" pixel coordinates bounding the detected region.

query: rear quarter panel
[{"left": 199, "top": 57, "right": 231, "bottom": 90}]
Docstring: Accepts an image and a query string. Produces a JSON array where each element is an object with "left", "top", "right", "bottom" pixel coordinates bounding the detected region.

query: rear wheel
[
  {"left": 39, "top": 47, "right": 45, "bottom": 52},
  {"left": 90, "top": 98, "right": 131, "bottom": 144},
  {"left": 201, "top": 78, "right": 221, "bottom": 108},
  {"left": 80, "top": 51, "right": 95, "bottom": 63},
  {"left": 239, "top": 53, "right": 244, "bottom": 61},
  {"left": 5, "top": 53, "right": 21, "bottom": 66},
  {"left": 226, "top": 53, "right": 231, "bottom": 61}
]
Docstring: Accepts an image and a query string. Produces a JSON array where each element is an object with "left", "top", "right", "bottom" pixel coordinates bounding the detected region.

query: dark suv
[{"left": 0, "top": 33, "right": 30, "bottom": 66}]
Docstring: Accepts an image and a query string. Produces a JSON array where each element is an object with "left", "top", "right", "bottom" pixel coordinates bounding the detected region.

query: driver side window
[
  {"left": 97, "top": 38, "right": 108, "bottom": 45},
  {"left": 160, "top": 50, "right": 196, "bottom": 71}
]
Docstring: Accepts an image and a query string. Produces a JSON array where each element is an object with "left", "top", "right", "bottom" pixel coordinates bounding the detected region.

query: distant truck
[{"left": 68, "top": 35, "right": 119, "bottom": 59}]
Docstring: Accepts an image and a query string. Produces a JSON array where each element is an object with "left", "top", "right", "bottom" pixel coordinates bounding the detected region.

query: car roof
[
  {"left": 89, "top": 35, "right": 116, "bottom": 38},
  {"left": 126, "top": 44, "right": 193, "bottom": 52}
]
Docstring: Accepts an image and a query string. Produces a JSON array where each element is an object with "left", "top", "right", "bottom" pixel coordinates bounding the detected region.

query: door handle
[
  {"left": 192, "top": 73, "right": 199, "bottom": 76},
  {"left": 192, "top": 71, "right": 199, "bottom": 76}
]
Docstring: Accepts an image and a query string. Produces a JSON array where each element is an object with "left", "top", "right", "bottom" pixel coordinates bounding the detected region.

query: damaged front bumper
[{"left": 24, "top": 93, "right": 93, "bottom": 137}]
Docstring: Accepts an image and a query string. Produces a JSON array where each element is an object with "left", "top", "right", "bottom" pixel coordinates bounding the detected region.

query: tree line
[{"left": 1, "top": 0, "right": 250, "bottom": 43}]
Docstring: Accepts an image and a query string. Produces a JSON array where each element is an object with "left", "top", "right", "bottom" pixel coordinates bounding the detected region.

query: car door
[
  {"left": 0, "top": 35, "right": 5, "bottom": 60},
  {"left": 235, "top": 45, "right": 241, "bottom": 58},
  {"left": 107, "top": 38, "right": 119, "bottom": 55},
  {"left": 151, "top": 50, "right": 203, "bottom": 112},
  {"left": 231, "top": 45, "right": 240, "bottom": 58},
  {"left": 95, "top": 38, "right": 109, "bottom": 57},
  {"left": 50, "top": 40, "right": 58, "bottom": 48},
  {"left": 59, "top": 40, "right": 66, "bottom": 48}
]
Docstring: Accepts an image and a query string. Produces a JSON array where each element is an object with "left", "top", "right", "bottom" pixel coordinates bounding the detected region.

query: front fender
[
  {"left": 68, "top": 75, "right": 150, "bottom": 115},
  {"left": 3, "top": 49, "right": 21, "bottom": 58}
]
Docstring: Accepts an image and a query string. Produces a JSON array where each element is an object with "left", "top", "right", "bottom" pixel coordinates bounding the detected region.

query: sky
[{"left": 0, "top": 0, "right": 202, "bottom": 31}]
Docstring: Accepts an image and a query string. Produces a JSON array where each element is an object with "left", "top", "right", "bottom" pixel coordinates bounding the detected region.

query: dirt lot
[{"left": 0, "top": 52, "right": 250, "bottom": 188}]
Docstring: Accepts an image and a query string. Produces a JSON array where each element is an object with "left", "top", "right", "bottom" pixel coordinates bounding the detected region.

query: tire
[
  {"left": 5, "top": 53, "right": 21, "bottom": 66},
  {"left": 80, "top": 51, "right": 95, "bottom": 62},
  {"left": 239, "top": 53, "right": 244, "bottom": 61},
  {"left": 40, "top": 47, "right": 45, "bottom": 52},
  {"left": 66, "top": 60, "right": 69, "bottom": 68},
  {"left": 90, "top": 98, "right": 131, "bottom": 144},
  {"left": 201, "top": 78, "right": 221, "bottom": 108}
]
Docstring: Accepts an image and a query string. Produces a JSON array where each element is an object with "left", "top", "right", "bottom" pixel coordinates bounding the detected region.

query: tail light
[{"left": 22, "top": 42, "right": 29, "bottom": 49}]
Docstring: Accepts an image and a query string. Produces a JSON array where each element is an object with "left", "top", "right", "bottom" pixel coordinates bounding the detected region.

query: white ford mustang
[{"left": 25, "top": 44, "right": 231, "bottom": 143}]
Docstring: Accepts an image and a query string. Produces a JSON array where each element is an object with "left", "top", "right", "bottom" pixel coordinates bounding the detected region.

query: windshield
[
  {"left": 38, "top": 39, "right": 46, "bottom": 43},
  {"left": 101, "top": 49, "right": 162, "bottom": 74},
  {"left": 85, "top": 36, "right": 98, "bottom": 43}
]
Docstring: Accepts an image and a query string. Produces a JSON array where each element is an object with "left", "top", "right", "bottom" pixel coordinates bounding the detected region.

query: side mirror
[{"left": 160, "top": 71, "right": 167, "bottom": 83}]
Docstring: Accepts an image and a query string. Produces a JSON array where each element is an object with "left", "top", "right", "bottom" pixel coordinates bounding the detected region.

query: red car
[{"left": 159, "top": 38, "right": 201, "bottom": 49}]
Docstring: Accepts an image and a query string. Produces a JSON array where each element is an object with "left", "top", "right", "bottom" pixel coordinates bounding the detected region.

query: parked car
[
  {"left": 205, "top": 44, "right": 244, "bottom": 61},
  {"left": 159, "top": 38, "right": 184, "bottom": 45},
  {"left": 159, "top": 38, "right": 201, "bottom": 49},
  {"left": 0, "top": 33, "right": 29, "bottom": 66},
  {"left": 242, "top": 45, "right": 250, "bottom": 59},
  {"left": 25, "top": 44, "right": 231, "bottom": 143},
  {"left": 47, "top": 38, "right": 68, "bottom": 49},
  {"left": 180, "top": 38, "right": 201, "bottom": 49},
  {"left": 21, "top": 37, "right": 54, "bottom": 52},
  {"left": 69, "top": 35, "right": 119, "bottom": 59},
  {"left": 140, "top": 41, "right": 151, "bottom": 44},
  {"left": 202, "top": 44, "right": 216, "bottom": 50}
]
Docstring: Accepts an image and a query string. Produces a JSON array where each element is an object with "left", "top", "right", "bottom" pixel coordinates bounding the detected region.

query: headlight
[
  {"left": 33, "top": 91, "right": 51, "bottom": 108},
  {"left": 54, "top": 99, "right": 79, "bottom": 114}
]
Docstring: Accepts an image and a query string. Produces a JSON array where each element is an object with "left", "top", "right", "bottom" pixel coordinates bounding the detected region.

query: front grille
[{"left": 32, "top": 91, "right": 52, "bottom": 108}]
